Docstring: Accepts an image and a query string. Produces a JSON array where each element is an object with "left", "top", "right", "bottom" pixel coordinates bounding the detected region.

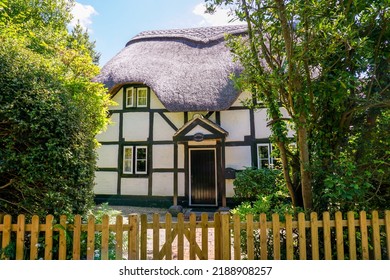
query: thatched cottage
[{"left": 94, "top": 25, "right": 290, "bottom": 208}]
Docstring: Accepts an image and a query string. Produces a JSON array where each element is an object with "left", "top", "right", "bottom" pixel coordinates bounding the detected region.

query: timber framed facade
[{"left": 94, "top": 25, "right": 292, "bottom": 207}]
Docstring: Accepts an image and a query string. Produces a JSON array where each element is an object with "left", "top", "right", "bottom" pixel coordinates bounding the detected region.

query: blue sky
[{"left": 70, "top": 0, "right": 237, "bottom": 66}]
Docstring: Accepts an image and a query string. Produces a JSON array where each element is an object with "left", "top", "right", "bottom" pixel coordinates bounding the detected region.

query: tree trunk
[
  {"left": 297, "top": 117, "right": 313, "bottom": 209},
  {"left": 276, "top": 141, "right": 300, "bottom": 207}
]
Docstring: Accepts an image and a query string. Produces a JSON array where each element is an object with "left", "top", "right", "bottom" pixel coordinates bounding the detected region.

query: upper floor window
[{"left": 126, "top": 86, "right": 148, "bottom": 108}]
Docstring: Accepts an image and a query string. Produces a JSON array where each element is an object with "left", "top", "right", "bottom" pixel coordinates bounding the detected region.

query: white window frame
[
  {"left": 125, "top": 87, "right": 135, "bottom": 108},
  {"left": 257, "top": 143, "right": 273, "bottom": 169},
  {"left": 135, "top": 146, "right": 147, "bottom": 174},
  {"left": 125, "top": 87, "right": 148, "bottom": 108},
  {"left": 123, "top": 145, "right": 148, "bottom": 175},
  {"left": 123, "top": 146, "right": 134, "bottom": 174},
  {"left": 136, "top": 87, "right": 148, "bottom": 108}
]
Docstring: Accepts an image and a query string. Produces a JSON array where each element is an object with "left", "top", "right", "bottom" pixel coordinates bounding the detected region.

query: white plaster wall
[
  {"left": 188, "top": 140, "right": 216, "bottom": 146},
  {"left": 185, "top": 125, "right": 213, "bottom": 136},
  {"left": 153, "top": 144, "right": 174, "bottom": 169},
  {"left": 150, "top": 90, "right": 165, "bottom": 109},
  {"left": 280, "top": 107, "right": 295, "bottom": 137},
  {"left": 121, "top": 178, "right": 148, "bottom": 195},
  {"left": 152, "top": 173, "right": 173, "bottom": 196},
  {"left": 178, "top": 173, "right": 185, "bottom": 196},
  {"left": 94, "top": 172, "right": 117, "bottom": 194},
  {"left": 178, "top": 144, "right": 184, "bottom": 169},
  {"left": 122, "top": 112, "right": 149, "bottom": 141},
  {"left": 110, "top": 88, "right": 123, "bottom": 110},
  {"left": 254, "top": 108, "right": 272, "bottom": 139},
  {"left": 225, "top": 146, "right": 252, "bottom": 170},
  {"left": 164, "top": 112, "right": 184, "bottom": 130},
  {"left": 221, "top": 110, "right": 251, "bottom": 142},
  {"left": 254, "top": 107, "right": 295, "bottom": 139},
  {"left": 96, "top": 144, "right": 118, "bottom": 168},
  {"left": 226, "top": 179, "right": 235, "bottom": 198},
  {"left": 153, "top": 113, "right": 176, "bottom": 141},
  {"left": 231, "top": 91, "right": 252, "bottom": 107},
  {"left": 96, "top": 113, "right": 119, "bottom": 142}
]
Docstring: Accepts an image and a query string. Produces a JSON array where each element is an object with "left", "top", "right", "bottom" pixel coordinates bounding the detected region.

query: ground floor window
[
  {"left": 257, "top": 143, "right": 273, "bottom": 169},
  {"left": 123, "top": 145, "right": 147, "bottom": 174}
]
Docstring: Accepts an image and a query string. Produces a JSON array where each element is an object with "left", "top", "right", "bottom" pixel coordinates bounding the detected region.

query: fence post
[
  {"left": 359, "top": 211, "right": 369, "bottom": 260},
  {"left": 140, "top": 214, "right": 147, "bottom": 260},
  {"left": 72, "top": 214, "right": 82, "bottom": 260},
  {"left": 0, "top": 213, "right": 3, "bottom": 251},
  {"left": 86, "top": 215, "right": 95, "bottom": 260},
  {"left": 221, "top": 213, "right": 230, "bottom": 260},
  {"left": 347, "top": 211, "right": 357, "bottom": 260},
  {"left": 129, "top": 214, "right": 139, "bottom": 260},
  {"left": 58, "top": 215, "right": 67, "bottom": 260},
  {"left": 260, "top": 213, "right": 268, "bottom": 260},
  {"left": 385, "top": 210, "right": 390, "bottom": 260},
  {"left": 115, "top": 215, "right": 123, "bottom": 260},
  {"left": 165, "top": 213, "right": 172, "bottom": 260},
  {"left": 1, "top": 215, "right": 11, "bottom": 260},
  {"left": 201, "top": 213, "right": 209, "bottom": 260},
  {"left": 214, "top": 212, "right": 221, "bottom": 260},
  {"left": 335, "top": 211, "right": 344, "bottom": 260},
  {"left": 233, "top": 214, "right": 241, "bottom": 260},
  {"left": 177, "top": 213, "right": 184, "bottom": 260},
  {"left": 16, "top": 214, "right": 25, "bottom": 260},
  {"left": 285, "top": 213, "right": 293, "bottom": 260},
  {"left": 323, "top": 212, "right": 332, "bottom": 260},
  {"left": 30, "top": 215, "right": 40, "bottom": 260},
  {"left": 272, "top": 213, "right": 280, "bottom": 260},
  {"left": 371, "top": 210, "right": 381, "bottom": 260},
  {"left": 101, "top": 214, "right": 110, "bottom": 260},
  {"left": 189, "top": 213, "right": 196, "bottom": 260},
  {"left": 246, "top": 213, "right": 254, "bottom": 260},
  {"left": 153, "top": 213, "right": 160, "bottom": 260},
  {"left": 298, "top": 212, "right": 306, "bottom": 260},
  {"left": 310, "top": 212, "right": 319, "bottom": 260},
  {"left": 44, "top": 215, "right": 54, "bottom": 260}
]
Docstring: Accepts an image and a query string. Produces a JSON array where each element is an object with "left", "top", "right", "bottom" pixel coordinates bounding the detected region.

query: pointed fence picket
[{"left": 0, "top": 210, "right": 389, "bottom": 260}]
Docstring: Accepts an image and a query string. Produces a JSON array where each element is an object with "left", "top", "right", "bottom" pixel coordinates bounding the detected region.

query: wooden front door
[{"left": 189, "top": 149, "right": 217, "bottom": 206}]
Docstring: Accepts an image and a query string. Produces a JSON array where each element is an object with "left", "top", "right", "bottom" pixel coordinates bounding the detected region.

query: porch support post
[
  {"left": 173, "top": 141, "right": 178, "bottom": 206},
  {"left": 221, "top": 138, "right": 227, "bottom": 207}
]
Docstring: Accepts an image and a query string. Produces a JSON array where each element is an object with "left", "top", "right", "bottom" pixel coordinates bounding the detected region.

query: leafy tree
[
  {"left": 0, "top": 0, "right": 110, "bottom": 218},
  {"left": 206, "top": 0, "right": 389, "bottom": 211}
]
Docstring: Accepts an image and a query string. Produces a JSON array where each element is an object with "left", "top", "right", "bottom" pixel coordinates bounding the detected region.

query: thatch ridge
[{"left": 95, "top": 25, "right": 247, "bottom": 112}]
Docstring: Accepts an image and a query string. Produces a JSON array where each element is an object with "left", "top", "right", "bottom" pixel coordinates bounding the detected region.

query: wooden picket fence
[{"left": 0, "top": 210, "right": 389, "bottom": 260}]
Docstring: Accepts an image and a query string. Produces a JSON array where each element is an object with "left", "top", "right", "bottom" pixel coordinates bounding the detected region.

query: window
[
  {"left": 257, "top": 143, "right": 273, "bottom": 169},
  {"left": 123, "top": 146, "right": 147, "bottom": 174},
  {"left": 126, "top": 88, "right": 134, "bottom": 107},
  {"left": 125, "top": 86, "right": 148, "bottom": 108},
  {"left": 137, "top": 88, "right": 147, "bottom": 107},
  {"left": 123, "top": 147, "right": 133, "bottom": 174}
]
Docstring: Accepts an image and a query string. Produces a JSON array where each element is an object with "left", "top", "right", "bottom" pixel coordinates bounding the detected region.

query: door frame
[{"left": 188, "top": 148, "right": 218, "bottom": 206}]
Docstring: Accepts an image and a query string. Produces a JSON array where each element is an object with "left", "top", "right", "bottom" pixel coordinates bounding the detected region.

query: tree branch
[{"left": 0, "top": 179, "right": 14, "bottom": 190}]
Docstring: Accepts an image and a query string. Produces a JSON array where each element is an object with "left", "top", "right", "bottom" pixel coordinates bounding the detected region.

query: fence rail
[{"left": 0, "top": 210, "right": 389, "bottom": 260}]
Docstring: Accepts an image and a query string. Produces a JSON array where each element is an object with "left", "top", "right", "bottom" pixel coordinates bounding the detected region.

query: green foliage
[
  {"left": 231, "top": 167, "right": 298, "bottom": 259},
  {"left": 0, "top": 0, "right": 110, "bottom": 218},
  {"left": 233, "top": 168, "right": 281, "bottom": 202},
  {"left": 206, "top": 0, "right": 389, "bottom": 211},
  {"left": 232, "top": 167, "right": 295, "bottom": 217}
]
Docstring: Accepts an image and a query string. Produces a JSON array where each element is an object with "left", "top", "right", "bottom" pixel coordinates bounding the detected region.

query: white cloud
[
  {"left": 69, "top": 2, "right": 98, "bottom": 32},
  {"left": 192, "top": 3, "right": 236, "bottom": 26}
]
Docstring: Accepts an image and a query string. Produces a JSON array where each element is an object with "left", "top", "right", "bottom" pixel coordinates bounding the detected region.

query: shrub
[{"left": 231, "top": 167, "right": 299, "bottom": 259}]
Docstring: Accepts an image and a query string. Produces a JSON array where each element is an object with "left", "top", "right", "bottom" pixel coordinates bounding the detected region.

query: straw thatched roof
[{"left": 94, "top": 25, "right": 247, "bottom": 112}]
